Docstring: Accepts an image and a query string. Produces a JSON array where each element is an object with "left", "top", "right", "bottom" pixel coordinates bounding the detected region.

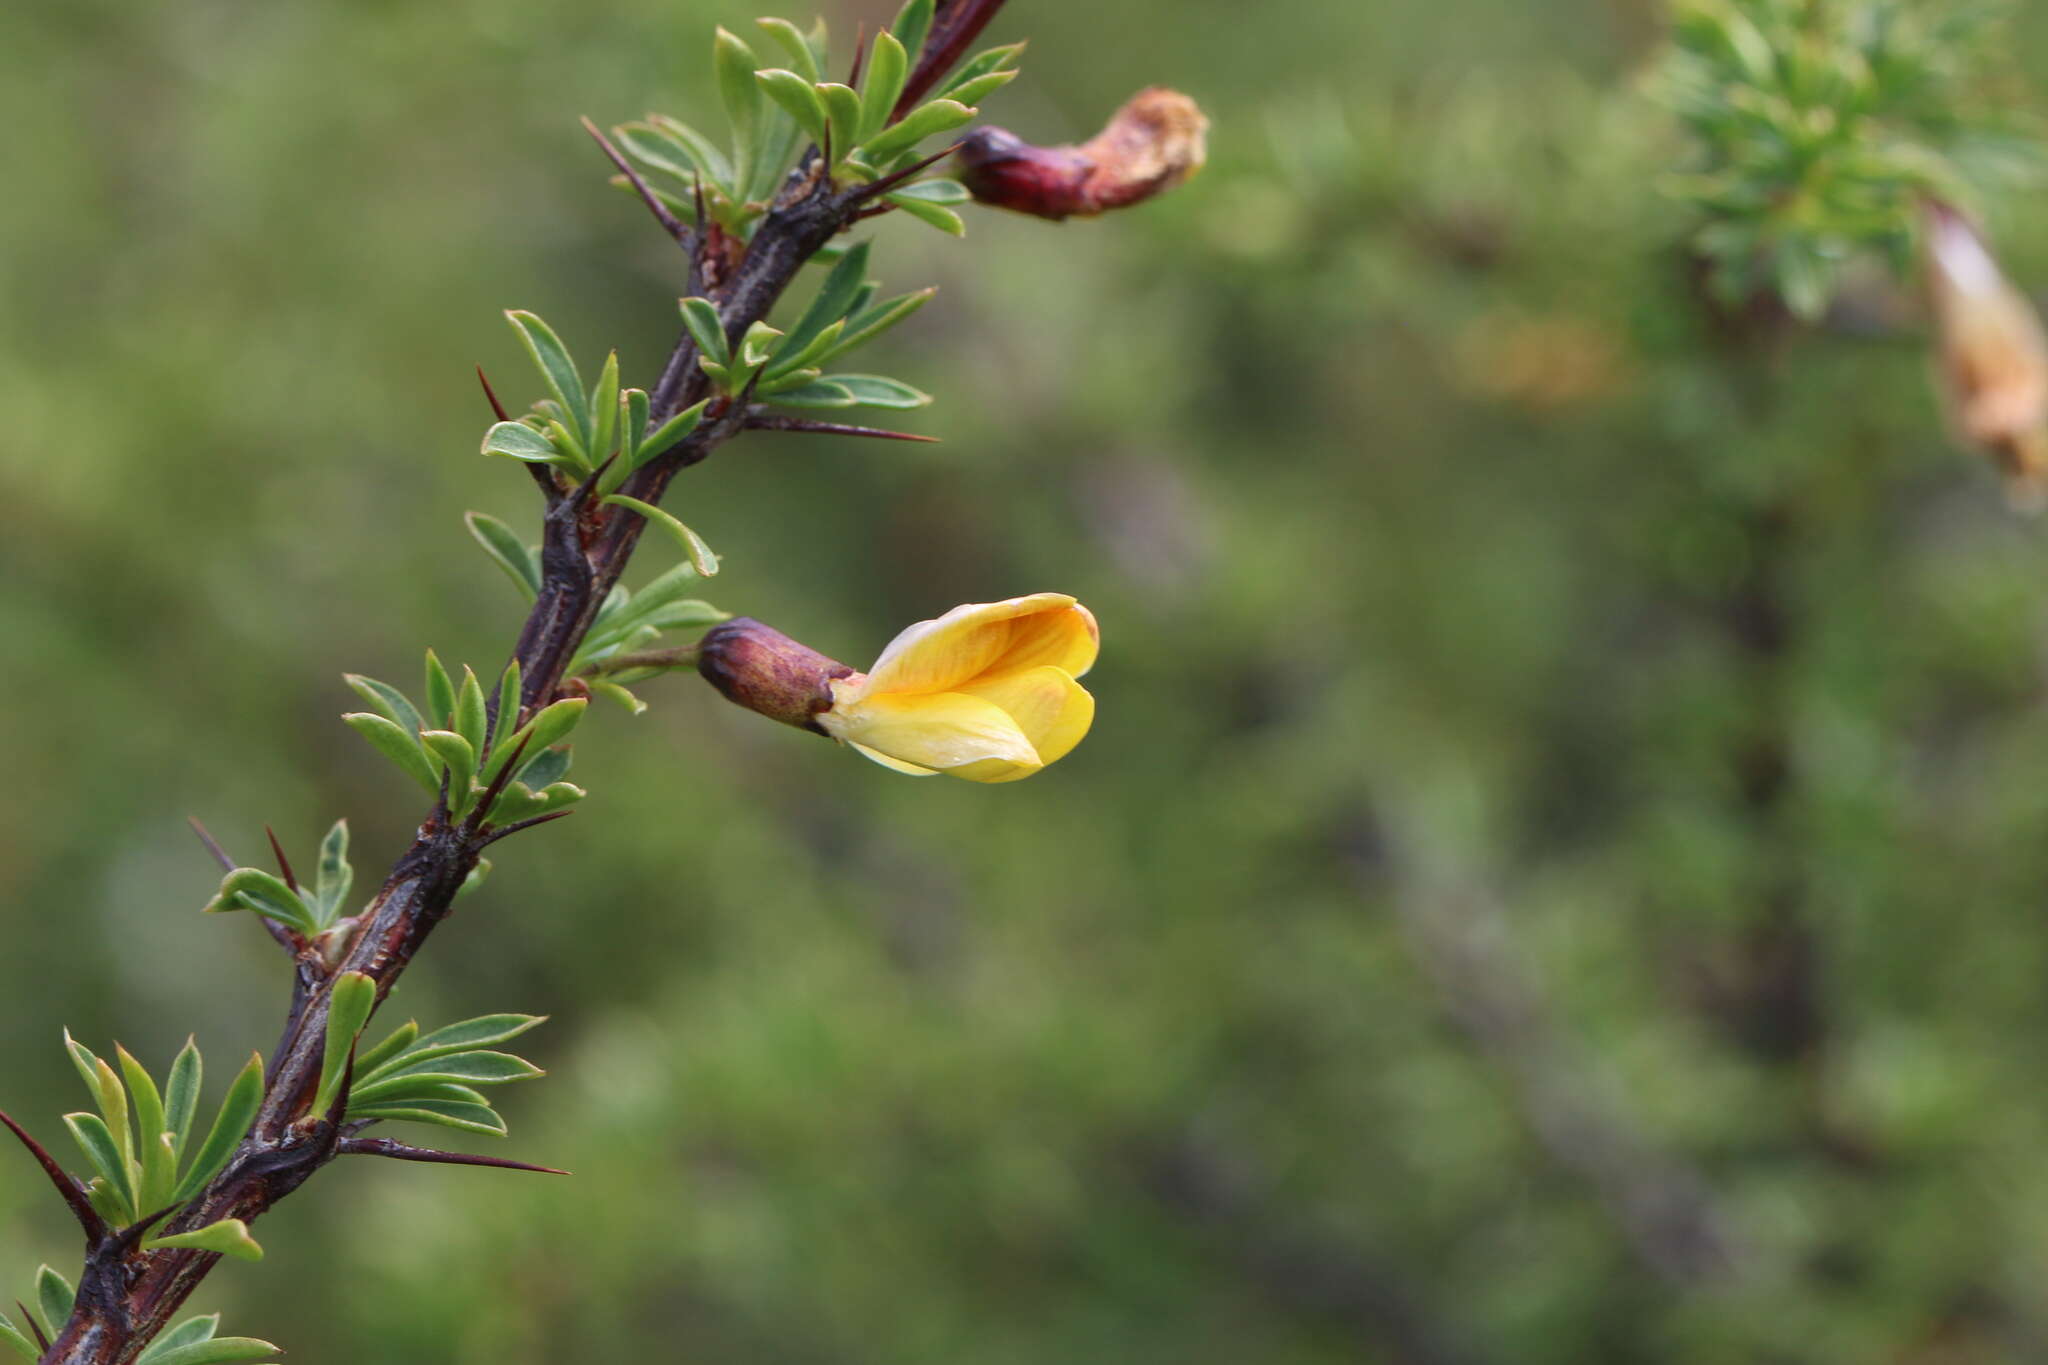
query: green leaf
[
  {"left": 859, "top": 98, "right": 976, "bottom": 164},
  {"left": 119, "top": 1046, "right": 174, "bottom": 1215},
  {"left": 351, "top": 1052, "right": 543, "bottom": 1106},
  {"left": 143, "top": 1339, "right": 282, "bottom": 1365},
  {"left": 171, "top": 1053, "right": 264, "bottom": 1206},
  {"left": 634, "top": 399, "right": 710, "bottom": 470},
  {"left": 483, "top": 698, "right": 587, "bottom": 788},
  {"left": 343, "top": 713, "right": 441, "bottom": 795},
  {"left": 504, "top": 311, "right": 590, "bottom": 448},
  {"left": 491, "top": 660, "right": 523, "bottom": 755},
  {"left": 679, "top": 297, "right": 730, "bottom": 365},
  {"left": 942, "top": 68, "right": 1018, "bottom": 107},
  {"left": 201, "top": 868, "right": 319, "bottom": 937},
  {"left": 858, "top": 31, "right": 909, "bottom": 145},
  {"left": 312, "top": 819, "right": 353, "bottom": 926},
  {"left": 715, "top": 26, "right": 763, "bottom": 186},
  {"left": 890, "top": 0, "right": 934, "bottom": 68},
  {"left": 755, "top": 17, "right": 821, "bottom": 81},
  {"left": 315, "top": 972, "right": 378, "bottom": 1118},
  {"left": 823, "top": 373, "right": 933, "bottom": 408},
  {"left": 363, "top": 1014, "right": 545, "bottom": 1079},
  {"left": 757, "top": 69, "right": 828, "bottom": 145},
  {"left": 464, "top": 512, "right": 541, "bottom": 603},
  {"left": 739, "top": 320, "right": 784, "bottom": 371},
  {"left": 421, "top": 731, "right": 478, "bottom": 816},
  {"left": 145, "top": 1218, "right": 264, "bottom": 1263},
  {"left": 938, "top": 41, "right": 1025, "bottom": 102},
  {"left": 64, "top": 1112, "right": 137, "bottom": 1222},
  {"left": 648, "top": 116, "right": 737, "bottom": 192},
  {"left": 765, "top": 378, "right": 859, "bottom": 408},
  {"left": 164, "top": 1037, "right": 202, "bottom": 1166},
  {"left": 887, "top": 177, "right": 969, "bottom": 205},
  {"left": 347, "top": 1100, "right": 509, "bottom": 1137},
  {"left": 63, "top": 1030, "right": 105, "bottom": 1108},
  {"left": 588, "top": 350, "right": 621, "bottom": 463},
  {"left": 454, "top": 669, "right": 488, "bottom": 756},
  {"left": 140, "top": 1312, "right": 220, "bottom": 1359},
  {"left": 480, "top": 420, "right": 568, "bottom": 466},
  {"left": 517, "top": 745, "right": 573, "bottom": 790},
  {"left": 883, "top": 194, "right": 965, "bottom": 236},
  {"left": 601, "top": 496, "right": 719, "bottom": 576},
  {"left": 87, "top": 1056, "right": 130, "bottom": 1165},
  {"left": 35, "top": 1266, "right": 74, "bottom": 1339},
  {"left": 424, "top": 650, "right": 456, "bottom": 731},
  {"left": 782, "top": 240, "right": 870, "bottom": 358},
  {"left": 0, "top": 1311, "right": 38, "bottom": 1363},
  {"left": 818, "top": 82, "right": 862, "bottom": 163},
  {"left": 342, "top": 674, "right": 426, "bottom": 738},
  {"left": 588, "top": 679, "right": 649, "bottom": 715},
  {"left": 354, "top": 1020, "right": 419, "bottom": 1079},
  {"left": 832, "top": 287, "right": 935, "bottom": 358}
]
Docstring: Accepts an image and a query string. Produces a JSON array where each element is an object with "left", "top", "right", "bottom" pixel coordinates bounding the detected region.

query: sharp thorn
[
  {"left": 743, "top": 411, "right": 939, "bottom": 442},
  {"left": 0, "top": 1107, "right": 112, "bottom": 1246},
  {"left": 468, "top": 733, "right": 534, "bottom": 831},
  {"left": 477, "top": 365, "right": 512, "bottom": 422},
  {"left": 480, "top": 809, "right": 576, "bottom": 846},
  {"left": 265, "top": 826, "right": 300, "bottom": 893},
  {"left": 17, "top": 1303, "right": 48, "bottom": 1353},
  {"left": 187, "top": 817, "right": 235, "bottom": 873},
  {"left": 581, "top": 115, "right": 690, "bottom": 243},
  {"left": 339, "top": 1136, "right": 568, "bottom": 1175},
  {"left": 848, "top": 21, "right": 868, "bottom": 87},
  {"left": 103, "top": 1203, "right": 180, "bottom": 1258}
]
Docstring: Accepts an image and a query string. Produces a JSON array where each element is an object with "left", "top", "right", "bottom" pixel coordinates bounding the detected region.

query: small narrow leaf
[
  {"left": 63, "top": 1031, "right": 104, "bottom": 1106},
  {"left": 35, "top": 1266, "right": 74, "bottom": 1340},
  {"left": 364, "top": 1014, "right": 546, "bottom": 1078},
  {"left": 346, "top": 1100, "right": 508, "bottom": 1137},
  {"left": 516, "top": 746, "right": 573, "bottom": 790},
  {"left": 201, "top": 869, "right": 319, "bottom": 937},
  {"left": 491, "top": 660, "right": 523, "bottom": 755},
  {"left": 454, "top": 670, "right": 488, "bottom": 755},
  {"left": 589, "top": 679, "right": 649, "bottom": 715},
  {"left": 481, "top": 699, "right": 589, "bottom": 791},
  {"left": 783, "top": 241, "right": 871, "bottom": 358},
  {"left": 765, "top": 379, "right": 859, "bottom": 408},
  {"left": 601, "top": 496, "right": 719, "bottom": 576},
  {"left": 943, "top": 68, "right": 1018, "bottom": 107},
  {"left": 588, "top": 350, "right": 621, "bottom": 463},
  {"left": 143, "top": 1339, "right": 282, "bottom": 1365},
  {"left": 480, "top": 421, "right": 567, "bottom": 466},
  {"left": 755, "top": 16, "right": 821, "bottom": 81},
  {"left": 764, "top": 320, "right": 844, "bottom": 380},
  {"left": 119, "top": 1046, "right": 174, "bottom": 1216},
  {"left": 757, "top": 69, "right": 829, "bottom": 144},
  {"left": 424, "top": 651, "right": 456, "bottom": 731},
  {"left": 883, "top": 194, "right": 966, "bottom": 236},
  {"left": 343, "top": 714, "right": 441, "bottom": 795},
  {"left": 739, "top": 320, "right": 784, "bottom": 370},
  {"left": 503, "top": 311, "right": 590, "bottom": 447},
  {"left": 824, "top": 373, "right": 933, "bottom": 408},
  {"left": 858, "top": 32, "right": 910, "bottom": 145},
  {"left": 164, "top": 1038, "right": 202, "bottom": 1164},
  {"left": 890, "top": 0, "right": 934, "bottom": 69},
  {"left": 887, "top": 177, "right": 970, "bottom": 205},
  {"left": 145, "top": 1218, "right": 264, "bottom": 1263},
  {"left": 715, "top": 27, "right": 764, "bottom": 161},
  {"left": 465, "top": 512, "right": 541, "bottom": 603},
  {"left": 648, "top": 116, "right": 737, "bottom": 191},
  {"left": 831, "top": 288, "right": 936, "bottom": 357},
  {"left": 421, "top": 732, "right": 479, "bottom": 816},
  {"left": 315, "top": 972, "right": 377, "bottom": 1118},
  {"left": 0, "top": 1313, "right": 36, "bottom": 1363},
  {"left": 679, "top": 297, "right": 730, "bottom": 364},
  {"left": 859, "top": 98, "right": 975, "bottom": 164},
  {"left": 938, "top": 41, "right": 1025, "bottom": 102},
  {"left": 818, "top": 83, "right": 862, "bottom": 164},
  {"left": 342, "top": 676, "right": 425, "bottom": 741},
  {"left": 171, "top": 1053, "right": 265, "bottom": 1206},
  {"left": 354, "top": 1021, "right": 419, "bottom": 1079},
  {"left": 314, "top": 819, "right": 353, "bottom": 925},
  {"left": 634, "top": 399, "right": 710, "bottom": 469},
  {"left": 63, "top": 1113, "right": 137, "bottom": 1222},
  {"left": 89, "top": 1057, "right": 131, "bottom": 1168}
]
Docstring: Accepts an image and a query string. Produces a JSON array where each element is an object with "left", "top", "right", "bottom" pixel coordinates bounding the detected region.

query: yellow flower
[{"left": 816, "top": 594, "right": 1099, "bottom": 783}]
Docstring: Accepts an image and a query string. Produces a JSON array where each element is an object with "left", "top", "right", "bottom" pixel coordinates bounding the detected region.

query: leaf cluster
[
  {"left": 1656, "top": 0, "right": 2043, "bottom": 317},
  {"left": 341, "top": 1012, "right": 546, "bottom": 1138},
  {"left": 3, "top": 1271, "right": 275, "bottom": 1365}
]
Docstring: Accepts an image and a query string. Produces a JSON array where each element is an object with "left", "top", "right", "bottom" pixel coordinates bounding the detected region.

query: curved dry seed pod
[{"left": 954, "top": 86, "right": 1207, "bottom": 220}]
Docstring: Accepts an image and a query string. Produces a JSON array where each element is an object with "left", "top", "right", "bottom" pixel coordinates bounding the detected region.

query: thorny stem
[{"left": 38, "top": 6, "right": 1007, "bottom": 1357}]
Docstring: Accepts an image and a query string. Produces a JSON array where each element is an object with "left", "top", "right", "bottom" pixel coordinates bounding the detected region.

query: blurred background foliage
[{"left": 9, "top": 0, "right": 2048, "bottom": 1360}]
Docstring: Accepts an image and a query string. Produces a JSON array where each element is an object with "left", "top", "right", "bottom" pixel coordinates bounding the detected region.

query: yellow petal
[
  {"left": 954, "top": 666, "right": 1095, "bottom": 776},
  {"left": 848, "top": 742, "right": 940, "bottom": 777},
  {"left": 822, "top": 690, "right": 1042, "bottom": 777},
  {"left": 862, "top": 594, "right": 1081, "bottom": 696},
  {"left": 987, "top": 603, "right": 1099, "bottom": 680}
]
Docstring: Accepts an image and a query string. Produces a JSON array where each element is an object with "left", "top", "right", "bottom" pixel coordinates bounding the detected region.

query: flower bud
[
  {"left": 1922, "top": 200, "right": 2048, "bottom": 498},
  {"left": 696, "top": 618, "right": 854, "bottom": 733},
  {"left": 955, "top": 87, "right": 1209, "bottom": 221}
]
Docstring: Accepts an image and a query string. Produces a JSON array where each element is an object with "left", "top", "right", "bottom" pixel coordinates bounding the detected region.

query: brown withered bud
[
  {"left": 955, "top": 86, "right": 1209, "bottom": 221},
  {"left": 1922, "top": 200, "right": 2048, "bottom": 502},
  {"left": 697, "top": 618, "right": 854, "bottom": 733}
]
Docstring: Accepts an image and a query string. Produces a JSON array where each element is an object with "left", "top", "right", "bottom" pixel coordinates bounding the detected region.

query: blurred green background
[{"left": 10, "top": 0, "right": 2048, "bottom": 1360}]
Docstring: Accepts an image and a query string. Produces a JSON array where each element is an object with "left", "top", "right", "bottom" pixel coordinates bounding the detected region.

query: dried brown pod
[
  {"left": 1922, "top": 200, "right": 2048, "bottom": 503},
  {"left": 954, "top": 86, "right": 1209, "bottom": 221}
]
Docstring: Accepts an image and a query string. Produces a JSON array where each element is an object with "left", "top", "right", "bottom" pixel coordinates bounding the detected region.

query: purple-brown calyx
[
  {"left": 697, "top": 619, "right": 855, "bottom": 733},
  {"left": 955, "top": 87, "right": 1209, "bottom": 221}
]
